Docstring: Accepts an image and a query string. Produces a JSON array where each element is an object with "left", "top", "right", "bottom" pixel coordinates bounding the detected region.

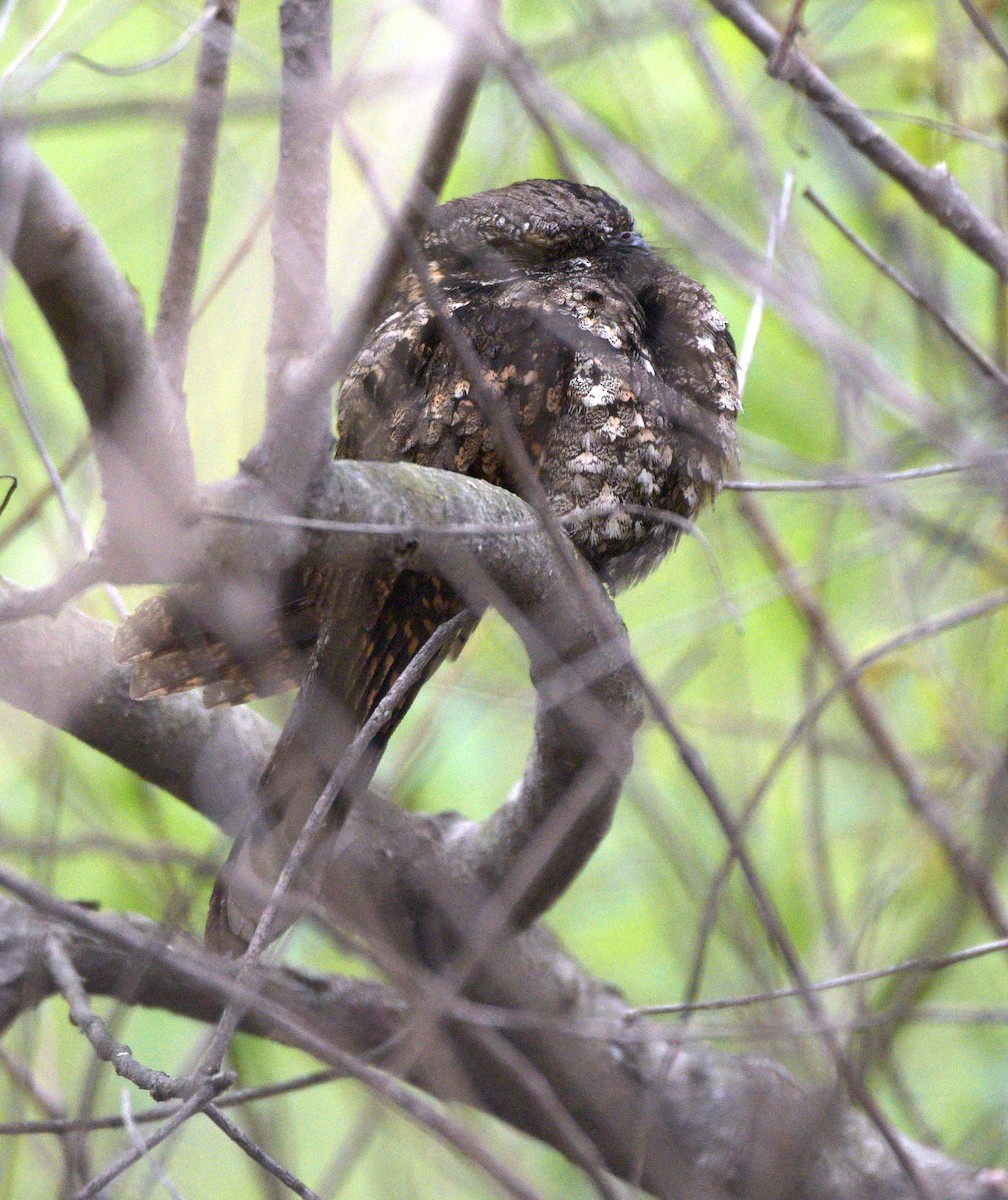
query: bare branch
[
  {"left": 766, "top": 0, "right": 808, "bottom": 78},
  {"left": 74, "top": 1077, "right": 229, "bottom": 1200},
  {"left": 250, "top": 0, "right": 335, "bottom": 495},
  {"left": 45, "top": 934, "right": 220, "bottom": 1102},
  {"left": 2, "top": 448, "right": 639, "bottom": 920},
  {"left": 635, "top": 931, "right": 1008, "bottom": 1018},
  {"left": 0, "top": 556, "right": 108, "bottom": 622},
  {"left": 0, "top": 128, "right": 196, "bottom": 572},
  {"left": 957, "top": 0, "right": 1008, "bottom": 72},
  {"left": 0, "top": 577, "right": 270, "bottom": 834},
  {"left": 1, "top": 892, "right": 1004, "bottom": 1200},
  {"left": 803, "top": 187, "right": 1008, "bottom": 400},
  {"left": 704, "top": 0, "right": 1008, "bottom": 281},
  {"left": 154, "top": 0, "right": 239, "bottom": 396},
  {"left": 203, "top": 1105, "right": 322, "bottom": 1200}
]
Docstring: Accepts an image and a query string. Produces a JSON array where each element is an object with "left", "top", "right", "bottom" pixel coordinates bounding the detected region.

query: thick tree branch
[
  {"left": 249, "top": 0, "right": 335, "bottom": 495},
  {"left": 1, "top": 891, "right": 1004, "bottom": 1200},
  {"left": 2, "top": 454, "right": 640, "bottom": 915},
  {"left": 0, "top": 578, "right": 270, "bottom": 834},
  {"left": 0, "top": 457, "right": 1004, "bottom": 1196},
  {"left": 201, "top": 458, "right": 640, "bottom": 922},
  {"left": 0, "top": 128, "right": 196, "bottom": 572}
]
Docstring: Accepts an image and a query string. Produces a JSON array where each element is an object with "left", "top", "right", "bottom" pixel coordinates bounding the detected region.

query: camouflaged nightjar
[
  {"left": 116, "top": 179, "right": 740, "bottom": 953},
  {"left": 337, "top": 178, "right": 739, "bottom": 588}
]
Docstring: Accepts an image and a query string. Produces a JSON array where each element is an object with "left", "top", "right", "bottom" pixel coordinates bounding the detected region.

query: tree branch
[
  {"left": 154, "top": 0, "right": 239, "bottom": 397},
  {"left": 1, "top": 891, "right": 1004, "bottom": 1200},
  {"left": 703, "top": 0, "right": 1008, "bottom": 281},
  {"left": 249, "top": 0, "right": 335, "bottom": 496},
  {"left": 0, "top": 577, "right": 270, "bottom": 834},
  {"left": 0, "top": 128, "right": 196, "bottom": 572},
  {"left": 0, "top": 453, "right": 1004, "bottom": 1196}
]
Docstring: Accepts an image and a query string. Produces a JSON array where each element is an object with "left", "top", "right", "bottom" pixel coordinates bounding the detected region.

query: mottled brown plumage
[{"left": 116, "top": 179, "right": 740, "bottom": 953}]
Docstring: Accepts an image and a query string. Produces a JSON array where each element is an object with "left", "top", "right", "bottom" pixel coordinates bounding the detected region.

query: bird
[{"left": 115, "top": 178, "right": 740, "bottom": 954}]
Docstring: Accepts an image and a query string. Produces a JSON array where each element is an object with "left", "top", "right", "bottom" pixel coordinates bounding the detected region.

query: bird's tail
[{"left": 113, "top": 587, "right": 319, "bottom": 706}]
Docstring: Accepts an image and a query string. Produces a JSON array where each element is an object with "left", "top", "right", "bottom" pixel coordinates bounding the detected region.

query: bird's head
[{"left": 424, "top": 179, "right": 644, "bottom": 267}]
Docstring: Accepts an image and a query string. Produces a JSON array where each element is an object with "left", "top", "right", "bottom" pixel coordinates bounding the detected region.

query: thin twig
[
  {"left": 0, "top": 436, "right": 89, "bottom": 553},
  {"left": 957, "top": 0, "right": 1008, "bottom": 72},
  {"left": 738, "top": 493, "right": 1008, "bottom": 938},
  {"left": 5, "top": 2, "right": 218, "bottom": 97},
  {"left": 644, "top": 937, "right": 1008, "bottom": 1017},
  {"left": 120, "top": 1089, "right": 189, "bottom": 1200},
  {"left": 0, "top": 322, "right": 126, "bottom": 615},
  {"left": 0, "top": 322, "right": 87, "bottom": 550},
  {"left": 0, "top": 0, "right": 68, "bottom": 84},
  {"left": 0, "top": 1071, "right": 342, "bottom": 1137},
  {"left": 635, "top": 679, "right": 938, "bottom": 1199},
  {"left": 736, "top": 170, "right": 794, "bottom": 393},
  {"left": 0, "top": 474, "right": 15, "bottom": 518},
  {"left": 723, "top": 458, "right": 1002, "bottom": 491},
  {"left": 190, "top": 192, "right": 273, "bottom": 325},
  {"left": 200, "top": 504, "right": 539, "bottom": 537},
  {"left": 72, "top": 1079, "right": 227, "bottom": 1200},
  {"left": 0, "top": 1046, "right": 91, "bottom": 1187},
  {"left": 45, "top": 934, "right": 230, "bottom": 1102},
  {"left": 203, "top": 1104, "right": 322, "bottom": 1200},
  {"left": 766, "top": 0, "right": 807, "bottom": 77},
  {"left": 804, "top": 187, "right": 1008, "bottom": 397},
  {"left": 683, "top": 594, "right": 1008, "bottom": 1019}
]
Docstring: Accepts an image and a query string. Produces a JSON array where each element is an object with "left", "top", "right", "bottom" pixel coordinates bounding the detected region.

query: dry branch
[
  {"left": 1, "top": 891, "right": 1004, "bottom": 1200},
  {"left": 0, "top": 578, "right": 269, "bottom": 834},
  {"left": 704, "top": 0, "right": 1008, "bottom": 281},
  {"left": 250, "top": 0, "right": 335, "bottom": 495},
  {"left": 0, "top": 129, "right": 196, "bottom": 573},
  {"left": 154, "top": 0, "right": 239, "bottom": 396},
  {"left": 0, "top": 452, "right": 1003, "bottom": 1196},
  {"left": 2, "top": 4, "right": 1006, "bottom": 1193}
]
